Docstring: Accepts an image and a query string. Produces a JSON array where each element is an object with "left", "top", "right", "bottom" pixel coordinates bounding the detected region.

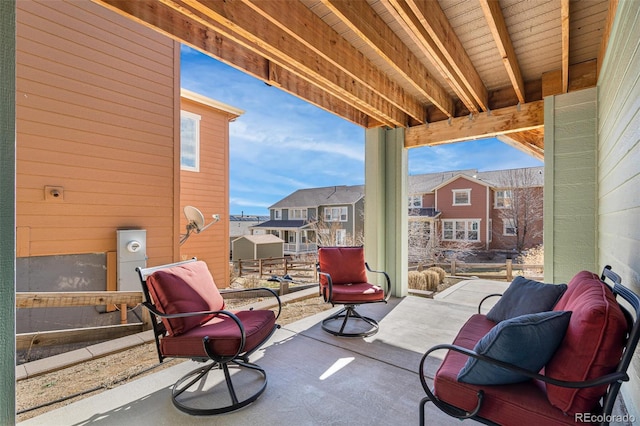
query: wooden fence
[
  {"left": 16, "top": 291, "right": 148, "bottom": 352},
  {"left": 410, "top": 259, "right": 544, "bottom": 282},
  {"left": 236, "top": 257, "right": 317, "bottom": 281}
]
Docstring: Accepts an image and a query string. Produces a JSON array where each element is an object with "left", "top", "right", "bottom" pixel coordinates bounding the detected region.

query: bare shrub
[
  {"left": 427, "top": 266, "right": 446, "bottom": 283},
  {"left": 421, "top": 270, "right": 440, "bottom": 291},
  {"left": 517, "top": 244, "right": 544, "bottom": 276},
  {"left": 408, "top": 271, "right": 427, "bottom": 290}
]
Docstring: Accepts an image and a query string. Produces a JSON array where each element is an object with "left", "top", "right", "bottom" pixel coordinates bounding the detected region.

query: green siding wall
[
  {"left": 597, "top": 0, "right": 640, "bottom": 417},
  {"left": 1, "top": 2, "right": 16, "bottom": 422},
  {"left": 544, "top": 88, "right": 598, "bottom": 283}
]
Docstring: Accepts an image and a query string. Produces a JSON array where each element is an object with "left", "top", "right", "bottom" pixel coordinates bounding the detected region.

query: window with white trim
[
  {"left": 495, "top": 190, "right": 513, "bottom": 208},
  {"left": 442, "top": 219, "right": 480, "bottom": 241},
  {"left": 452, "top": 189, "right": 471, "bottom": 205},
  {"left": 290, "top": 208, "right": 307, "bottom": 219},
  {"left": 503, "top": 219, "right": 517, "bottom": 236},
  {"left": 408, "top": 195, "right": 422, "bottom": 208},
  {"left": 324, "top": 206, "right": 348, "bottom": 222},
  {"left": 180, "top": 110, "right": 201, "bottom": 171},
  {"left": 335, "top": 229, "right": 346, "bottom": 245},
  {"left": 274, "top": 209, "right": 282, "bottom": 220}
]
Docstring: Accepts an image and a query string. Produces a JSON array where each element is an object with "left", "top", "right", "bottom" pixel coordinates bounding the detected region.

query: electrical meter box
[{"left": 116, "top": 229, "right": 147, "bottom": 291}]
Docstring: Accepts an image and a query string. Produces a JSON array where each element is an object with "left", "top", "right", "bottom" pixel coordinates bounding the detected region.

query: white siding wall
[
  {"left": 597, "top": 0, "right": 640, "bottom": 418},
  {"left": 544, "top": 87, "right": 598, "bottom": 283}
]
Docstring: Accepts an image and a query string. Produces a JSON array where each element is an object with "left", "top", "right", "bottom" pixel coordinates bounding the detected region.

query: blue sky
[{"left": 180, "top": 46, "right": 543, "bottom": 216}]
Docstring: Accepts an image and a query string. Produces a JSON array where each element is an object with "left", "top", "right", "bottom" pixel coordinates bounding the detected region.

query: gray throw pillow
[
  {"left": 486, "top": 276, "right": 567, "bottom": 323},
  {"left": 458, "top": 310, "right": 572, "bottom": 385}
]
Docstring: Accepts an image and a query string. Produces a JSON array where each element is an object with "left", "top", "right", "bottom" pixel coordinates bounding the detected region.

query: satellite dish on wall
[{"left": 180, "top": 206, "right": 220, "bottom": 245}]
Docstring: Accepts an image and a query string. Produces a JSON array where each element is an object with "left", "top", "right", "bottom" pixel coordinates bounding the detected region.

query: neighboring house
[
  {"left": 14, "top": 0, "right": 236, "bottom": 335},
  {"left": 179, "top": 89, "right": 243, "bottom": 276},
  {"left": 408, "top": 167, "right": 544, "bottom": 258},
  {"left": 253, "top": 185, "right": 365, "bottom": 255}
]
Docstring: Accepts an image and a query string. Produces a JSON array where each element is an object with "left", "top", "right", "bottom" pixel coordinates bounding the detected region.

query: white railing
[{"left": 283, "top": 243, "right": 317, "bottom": 253}]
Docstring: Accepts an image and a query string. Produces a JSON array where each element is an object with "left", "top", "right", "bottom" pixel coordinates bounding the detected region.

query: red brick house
[{"left": 408, "top": 167, "right": 544, "bottom": 260}]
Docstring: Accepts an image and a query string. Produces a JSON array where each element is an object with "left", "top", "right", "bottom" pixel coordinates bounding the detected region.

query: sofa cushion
[
  {"left": 486, "top": 276, "right": 567, "bottom": 323},
  {"left": 318, "top": 247, "right": 368, "bottom": 285},
  {"left": 458, "top": 311, "right": 571, "bottom": 385},
  {"left": 433, "top": 314, "right": 581, "bottom": 425},
  {"left": 546, "top": 271, "right": 628, "bottom": 414},
  {"left": 146, "top": 261, "right": 225, "bottom": 336}
]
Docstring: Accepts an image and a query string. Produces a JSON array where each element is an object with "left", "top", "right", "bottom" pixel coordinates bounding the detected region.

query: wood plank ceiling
[{"left": 94, "top": 0, "right": 617, "bottom": 159}]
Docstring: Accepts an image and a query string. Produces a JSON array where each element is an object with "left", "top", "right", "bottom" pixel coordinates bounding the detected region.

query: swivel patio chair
[
  {"left": 317, "top": 246, "right": 390, "bottom": 337},
  {"left": 137, "top": 258, "right": 281, "bottom": 415}
]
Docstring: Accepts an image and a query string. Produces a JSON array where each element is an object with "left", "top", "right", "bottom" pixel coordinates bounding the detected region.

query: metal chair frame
[
  {"left": 137, "top": 258, "right": 281, "bottom": 415},
  {"left": 317, "top": 256, "right": 390, "bottom": 337}
]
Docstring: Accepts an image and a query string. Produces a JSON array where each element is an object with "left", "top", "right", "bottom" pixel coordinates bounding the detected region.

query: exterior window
[
  {"left": 335, "top": 229, "right": 346, "bottom": 245},
  {"left": 503, "top": 219, "right": 517, "bottom": 236},
  {"left": 452, "top": 189, "right": 471, "bottom": 205},
  {"left": 324, "top": 206, "right": 348, "bottom": 222},
  {"left": 290, "top": 209, "right": 306, "bottom": 219},
  {"left": 495, "top": 190, "right": 513, "bottom": 208},
  {"left": 442, "top": 219, "right": 480, "bottom": 241},
  {"left": 274, "top": 209, "right": 282, "bottom": 220},
  {"left": 408, "top": 195, "right": 422, "bottom": 208},
  {"left": 180, "top": 110, "right": 201, "bottom": 171}
]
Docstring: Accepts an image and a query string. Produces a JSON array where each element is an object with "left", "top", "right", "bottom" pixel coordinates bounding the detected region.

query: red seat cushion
[
  {"left": 159, "top": 309, "right": 276, "bottom": 357},
  {"left": 546, "top": 271, "right": 628, "bottom": 414},
  {"left": 330, "top": 282, "right": 384, "bottom": 303},
  {"left": 146, "top": 261, "right": 225, "bottom": 336},
  {"left": 433, "top": 315, "right": 580, "bottom": 425}
]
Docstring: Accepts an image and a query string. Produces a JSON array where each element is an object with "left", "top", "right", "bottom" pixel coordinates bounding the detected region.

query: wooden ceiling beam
[
  {"left": 401, "top": 0, "right": 489, "bottom": 112},
  {"left": 383, "top": 0, "right": 479, "bottom": 114},
  {"left": 479, "top": 0, "right": 525, "bottom": 104},
  {"left": 561, "top": 0, "right": 570, "bottom": 93},
  {"left": 174, "top": 0, "right": 405, "bottom": 127},
  {"left": 405, "top": 100, "right": 544, "bottom": 148},
  {"left": 497, "top": 132, "right": 544, "bottom": 161},
  {"left": 321, "top": 0, "right": 454, "bottom": 118},
  {"left": 598, "top": 0, "right": 619, "bottom": 78},
  {"left": 194, "top": 0, "right": 425, "bottom": 125},
  {"left": 92, "top": 0, "right": 380, "bottom": 128}
]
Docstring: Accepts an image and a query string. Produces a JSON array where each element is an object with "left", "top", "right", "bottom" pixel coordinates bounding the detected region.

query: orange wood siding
[
  {"left": 16, "top": 0, "right": 178, "bottom": 265},
  {"left": 179, "top": 98, "right": 231, "bottom": 287}
]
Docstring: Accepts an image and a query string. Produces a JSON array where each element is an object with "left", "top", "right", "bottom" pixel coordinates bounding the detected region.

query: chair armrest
[
  {"left": 419, "top": 343, "right": 630, "bottom": 394},
  {"left": 142, "top": 301, "right": 248, "bottom": 360},
  {"left": 220, "top": 287, "right": 282, "bottom": 320},
  {"left": 478, "top": 293, "right": 502, "bottom": 314},
  {"left": 318, "top": 271, "right": 333, "bottom": 302},
  {"left": 366, "top": 263, "right": 391, "bottom": 300}
]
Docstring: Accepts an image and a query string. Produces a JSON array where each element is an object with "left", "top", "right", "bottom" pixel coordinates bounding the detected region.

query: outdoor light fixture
[{"left": 179, "top": 206, "right": 220, "bottom": 245}]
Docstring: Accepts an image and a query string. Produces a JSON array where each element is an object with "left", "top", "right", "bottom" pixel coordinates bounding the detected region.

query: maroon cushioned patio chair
[
  {"left": 317, "top": 246, "right": 390, "bottom": 337},
  {"left": 137, "top": 258, "right": 281, "bottom": 415}
]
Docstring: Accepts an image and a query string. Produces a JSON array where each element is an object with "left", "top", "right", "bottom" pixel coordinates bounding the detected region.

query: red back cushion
[
  {"left": 318, "top": 247, "right": 368, "bottom": 285},
  {"left": 146, "top": 261, "right": 225, "bottom": 336},
  {"left": 546, "top": 271, "right": 628, "bottom": 414}
]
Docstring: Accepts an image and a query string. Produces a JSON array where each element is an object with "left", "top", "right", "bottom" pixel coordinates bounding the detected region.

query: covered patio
[
  {"left": 3, "top": 0, "right": 640, "bottom": 423},
  {"left": 15, "top": 280, "right": 634, "bottom": 425}
]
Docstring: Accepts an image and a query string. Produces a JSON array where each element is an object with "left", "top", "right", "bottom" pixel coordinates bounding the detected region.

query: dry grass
[{"left": 16, "top": 295, "right": 332, "bottom": 422}]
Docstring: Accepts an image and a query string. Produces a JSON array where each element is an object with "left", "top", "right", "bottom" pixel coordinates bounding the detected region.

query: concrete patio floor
[{"left": 17, "top": 279, "right": 633, "bottom": 425}]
